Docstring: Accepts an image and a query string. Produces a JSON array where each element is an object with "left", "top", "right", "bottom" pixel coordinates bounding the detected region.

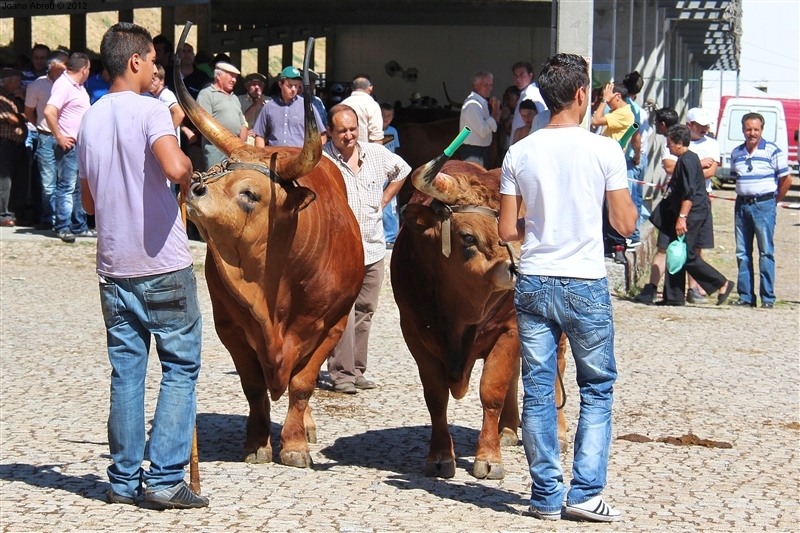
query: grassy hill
[{"left": 0, "top": 8, "right": 324, "bottom": 79}]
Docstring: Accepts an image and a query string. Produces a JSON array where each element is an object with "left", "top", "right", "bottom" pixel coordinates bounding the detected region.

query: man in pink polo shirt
[{"left": 44, "top": 52, "right": 92, "bottom": 243}]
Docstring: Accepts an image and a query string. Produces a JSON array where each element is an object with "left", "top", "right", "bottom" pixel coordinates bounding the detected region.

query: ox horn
[
  {"left": 411, "top": 127, "right": 471, "bottom": 204},
  {"left": 174, "top": 22, "right": 245, "bottom": 159},
  {"left": 275, "top": 37, "right": 322, "bottom": 181}
]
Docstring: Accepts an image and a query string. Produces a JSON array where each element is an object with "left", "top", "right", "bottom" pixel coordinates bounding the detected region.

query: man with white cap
[
  {"left": 253, "top": 65, "right": 326, "bottom": 147},
  {"left": 196, "top": 61, "right": 247, "bottom": 168},
  {"left": 685, "top": 107, "right": 720, "bottom": 192}
]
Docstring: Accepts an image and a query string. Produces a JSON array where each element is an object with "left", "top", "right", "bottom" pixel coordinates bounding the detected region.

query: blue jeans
[
  {"left": 627, "top": 153, "right": 647, "bottom": 242},
  {"left": 734, "top": 198, "right": 776, "bottom": 304},
  {"left": 382, "top": 200, "right": 399, "bottom": 243},
  {"left": 100, "top": 266, "right": 203, "bottom": 497},
  {"left": 54, "top": 144, "right": 87, "bottom": 233},
  {"left": 514, "top": 274, "right": 617, "bottom": 513},
  {"left": 35, "top": 134, "right": 57, "bottom": 225}
]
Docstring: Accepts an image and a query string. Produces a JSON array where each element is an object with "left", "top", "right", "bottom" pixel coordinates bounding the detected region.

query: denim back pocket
[{"left": 144, "top": 286, "right": 188, "bottom": 332}]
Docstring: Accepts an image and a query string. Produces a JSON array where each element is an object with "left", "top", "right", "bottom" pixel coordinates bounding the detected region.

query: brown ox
[
  {"left": 175, "top": 38, "right": 363, "bottom": 467},
  {"left": 391, "top": 158, "right": 566, "bottom": 479}
]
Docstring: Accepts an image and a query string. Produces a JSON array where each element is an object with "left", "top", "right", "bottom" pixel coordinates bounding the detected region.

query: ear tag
[{"left": 441, "top": 217, "right": 452, "bottom": 257}]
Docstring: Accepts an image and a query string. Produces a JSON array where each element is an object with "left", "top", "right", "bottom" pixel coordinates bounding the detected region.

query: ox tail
[
  {"left": 276, "top": 37, "right": 322, "bottom": 181},
  {"left": 174, "top": 22, "right": 245, "bottom": 161}
]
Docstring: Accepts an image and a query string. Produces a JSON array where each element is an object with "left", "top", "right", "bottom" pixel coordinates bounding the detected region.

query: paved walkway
[{"left": 1, "top": 186, "right": 798, "bottom": 532}]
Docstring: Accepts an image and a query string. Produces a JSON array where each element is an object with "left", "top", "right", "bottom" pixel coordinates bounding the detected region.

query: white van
[{"left": 714, "top": 97, "right": 790, "bottom": 185}]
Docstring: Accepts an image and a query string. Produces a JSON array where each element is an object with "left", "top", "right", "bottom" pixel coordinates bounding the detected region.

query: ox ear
[
  {"left": 401, "top": 203, "right": 442, "bottom": 232},
  {"left": 284, "top": 186, "right": 317, "bottom": 212}
]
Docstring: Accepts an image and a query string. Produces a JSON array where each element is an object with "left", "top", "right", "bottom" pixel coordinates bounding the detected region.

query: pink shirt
[{"left": 47, "top": 71, "right": 90, "bottom": 139}]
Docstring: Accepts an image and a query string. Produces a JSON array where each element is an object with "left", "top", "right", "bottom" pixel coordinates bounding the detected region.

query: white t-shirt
[
  {"left": 500, "top": 127, "right": 628, "bottom": 279},
  {"left": 510, "top": 83, "right": 548, "bottom": 141},
  {"left": 690, "top": 135, "right": 721, "bottom": 190}
]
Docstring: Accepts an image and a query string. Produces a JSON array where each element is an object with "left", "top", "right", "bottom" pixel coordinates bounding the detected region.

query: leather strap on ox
[
  {"left": 429, "top": 199, "right": 520, "bottom": 276},
  {"left": 190, "top": 159, "right": 282, "bottom": 195}
]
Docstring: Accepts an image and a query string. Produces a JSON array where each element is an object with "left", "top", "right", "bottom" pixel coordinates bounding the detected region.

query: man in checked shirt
[{"left": 322, "top": 104, "right": 411, "bottom": 394}]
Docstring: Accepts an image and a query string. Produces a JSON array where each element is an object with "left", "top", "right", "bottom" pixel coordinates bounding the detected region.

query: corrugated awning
[{"left": 662, "top": 0, "right": 741, "bottom": 70}]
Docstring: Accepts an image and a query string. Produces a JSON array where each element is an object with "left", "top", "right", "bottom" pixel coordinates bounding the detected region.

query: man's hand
[
  {"left": 57, "top": 135, "right": 75, "bottom": 150},
  {"left": 602, "top": 82, "right": 614, "bottom": 102},
  {"left": 489, "top": 96, "right": 501, "bottom": 121}
]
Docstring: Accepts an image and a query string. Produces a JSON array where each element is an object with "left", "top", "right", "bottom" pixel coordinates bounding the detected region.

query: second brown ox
[
  {"left": 176, "top": 46, "right": 364, "bottom": 468},
  {"left": 391, "top": 159, "right": 567, "bottom": 480}
]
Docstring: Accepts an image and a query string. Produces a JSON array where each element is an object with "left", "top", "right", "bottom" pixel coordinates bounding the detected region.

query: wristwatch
[{"left": 679, "top": 213, "right": 688, "bottom": 218}]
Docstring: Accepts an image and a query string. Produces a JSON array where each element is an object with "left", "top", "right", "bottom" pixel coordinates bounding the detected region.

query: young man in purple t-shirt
[{"left": 78, "top": 22, "right": 208, "bottom": 510}]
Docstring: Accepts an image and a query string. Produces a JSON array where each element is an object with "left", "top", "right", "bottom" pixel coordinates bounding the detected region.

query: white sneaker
[
  {"left": 564, "top": 495, "right": 622, "bottom": 522},
  {"left": 528, "top": 506, "right": 561, "bottom": 520}
]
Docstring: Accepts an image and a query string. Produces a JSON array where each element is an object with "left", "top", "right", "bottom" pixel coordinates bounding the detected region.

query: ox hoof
[
  {"left": 243, "top": 445, "right": 272, "bottom": 464},
  {"left": 473, "top": 460, "right": 505, "bottom": 480},
  {"left": 306, "top": 427, "right": 317, "bottom": 445},
  {"left": 280, "top": 449, "right": 313, "bottom": 468},
  {"left": 424, "top": 460, "right": 455, "bottom": 478},
  {"left": 499, "top": 428, "right": 519, "bottom": 447}
]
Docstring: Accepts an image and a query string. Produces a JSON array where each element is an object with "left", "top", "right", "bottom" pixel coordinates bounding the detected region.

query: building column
[
  {"left": 119, "top": 10, "right": 133, "bottom": 24},
  {"left": 70, "top": 14, "right": 87, "bottom": 53},
  {"left": 13, "top": 17, "right": 32, "bottom": 58},
  {"left": 614, "top": 0, "right": 631, "bottom": 79},
  {"left": 161, "top": 6, "right": 175, "bottom": 44},
  {"left": 592, "top": 0, "right": 615, "bottom": 85}
]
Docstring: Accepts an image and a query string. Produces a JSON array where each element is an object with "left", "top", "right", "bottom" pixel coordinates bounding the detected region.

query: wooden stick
[
  {"left": 189, "top": 425, "right": 201, "bottom": 494},
  {"left": 180, "top": 192, "right": 200, "bottom": 495}
]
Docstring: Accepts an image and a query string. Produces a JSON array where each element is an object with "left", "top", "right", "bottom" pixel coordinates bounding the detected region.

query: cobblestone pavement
[{"left": 1, "top": 186, "right": 798, "bottom": 532}]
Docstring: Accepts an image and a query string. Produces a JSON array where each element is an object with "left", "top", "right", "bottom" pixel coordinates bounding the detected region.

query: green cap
[{"left": 280, "top": 66, "right": 302, "bottom": 80}]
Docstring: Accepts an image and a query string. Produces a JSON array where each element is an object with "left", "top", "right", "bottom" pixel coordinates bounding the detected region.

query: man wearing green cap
[{"left": 253, "top": 66, "right": 326, "bottom": 147}]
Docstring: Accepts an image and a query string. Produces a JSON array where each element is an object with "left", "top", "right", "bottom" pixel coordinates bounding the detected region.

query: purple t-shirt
[
  {"left": 252, "top": 95, "right": 325, "bottom": 147},
  {"left": 78, "top": 91, "right": 192, "bottom": 278}
]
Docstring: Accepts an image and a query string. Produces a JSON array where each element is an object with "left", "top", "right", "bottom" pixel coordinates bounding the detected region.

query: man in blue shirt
[{"left": 729, "top": 112, "right": 791, "bottom": 308}]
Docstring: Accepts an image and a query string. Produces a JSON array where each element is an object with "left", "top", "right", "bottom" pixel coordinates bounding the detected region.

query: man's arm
[
  {"left": 591, "top": 83, "right": 614, "bottom": 127},
  {"left": 24, "top": 105, "right": 36, "bottom": 125},
  {"left": 630, "top": 130, "right": 642, "bottom": 165},
  {"left": 462, "top": 100, "right": 496, "bottom": 138},
  {"left": 776, "top": 174, "right": 792, "bottom": 202},
  {"left": 152, "top": 135, "right": 193, "bottom": 195},
  {"left": 168, "top": 103, "right": 185, "bottom": 130},
  {"left": 662, "top": 158, "right": 676, "bottom": 175},
  {"left": 81, "top": 177, "right": 95, "bottom": 215},
  {"left": 44, "top": 103, "right": 74, "bottom": 150},
  {"left": 238, "top": 125, "right": 248, "bottom": 142},
  {"left": 605, "top": 188, "right": 637, "bottom": 237},
  {"left": 699, "top": 157, "right": 718, "bottom": 179},
  {"left": 382, "top": 178, "right": 405, "bottom": 208},
  {"left": 498, "top": 193, "right": 525, "bottom": 242}
]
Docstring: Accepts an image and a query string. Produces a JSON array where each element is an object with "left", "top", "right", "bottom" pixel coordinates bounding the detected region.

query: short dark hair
[
  {"left": 152, "top": 34, "right": 171, "bottom": 52},
  {"left": 666, "top": 124, "right": 691, "bottom": 147},
  {"left": 622, "top": 71, "right": 643, "bottom": 96},
  {"left": 327, "top": 103, "right": 358, "bottom": 129},
  {"left": 519, "top": 99, "right": 537, "bottom": 111},
  {"left": 379, "top": 102, "right": 393, "bottom": 112},
  {"left": 654, "top": 107, "right": 679, "bottom": 128},
  {"left": 32, "top": 43, "right": 50, "bottom": 55},
  {"left": 511, "top": 61, "right": 534, "bottom": 74},
  {"left": 612, "top": 82, "right": 628, "bottom": 100},
  {"left": 537, "top": 54, "right": 589, "bottom": 115},
  {"left": 66, "top": 52, "right": 90, "bottom": 72},
  {"left": 100, "top": 22, "right": 153, "bottom": 82},
  {"left": 741, "top": 112, "right": 765, "bottom": 128}
]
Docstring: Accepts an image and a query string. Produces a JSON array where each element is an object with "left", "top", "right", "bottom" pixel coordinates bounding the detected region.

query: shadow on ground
[{"left": 319, "top": 424, "right": 527, "bottom": 513}]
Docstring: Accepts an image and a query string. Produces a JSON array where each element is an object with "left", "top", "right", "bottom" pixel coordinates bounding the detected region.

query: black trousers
[{"left": 663, "top": 209, "right": 726, "bottom": 302}]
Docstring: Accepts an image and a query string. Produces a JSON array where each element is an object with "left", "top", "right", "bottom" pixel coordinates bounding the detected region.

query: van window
[{"left": 727, "top": 109, "right": 778, "bottom": 143}]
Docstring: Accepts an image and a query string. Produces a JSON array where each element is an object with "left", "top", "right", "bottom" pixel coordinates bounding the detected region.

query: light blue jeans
[
  {"left": 734, "top": 197, "right": 777, "bottom": 304},
  {"left": 100, "top": 266, "right": 202, "bottom": 497},
  {"left": 35, "top": 133, "right": 57, "bottom": 225},
  {"left": 54, "top": 145, "right": 87, "bottom": 233},
  {"left": 627, "top": 153, "right": 647, "bottom": 242},
  {"left": 382, "top": 200, "right": 399, "bottom": 244},
  {"left": 514, "top": 274, "right": 617, "bottom": 513}
]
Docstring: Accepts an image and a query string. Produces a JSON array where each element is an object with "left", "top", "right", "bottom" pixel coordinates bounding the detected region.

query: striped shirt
[
  {"left": 323, "top": 140, "right": 410, "bottom": 264},
  {"left": 731, "top": 139, "right": 789, "bottom": 197},
  {"left": 0, "top": 88, "right": 26, "bottom": 143}
]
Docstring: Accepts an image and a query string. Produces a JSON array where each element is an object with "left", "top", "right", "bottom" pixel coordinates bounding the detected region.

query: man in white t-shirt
[
  {"left": 498, "top": 53, "right": 636, "bottom": 523},
  {"left": 509, "top": 61, "right": 548, "bottom": 142}
]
